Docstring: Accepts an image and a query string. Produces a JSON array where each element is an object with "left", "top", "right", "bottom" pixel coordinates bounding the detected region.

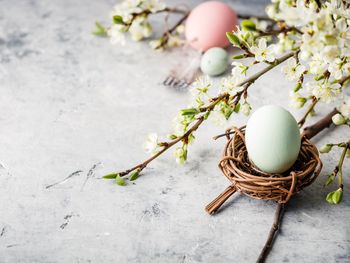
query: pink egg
[{"left": 185, "top": 1, "right": 238, "bottom": 52}]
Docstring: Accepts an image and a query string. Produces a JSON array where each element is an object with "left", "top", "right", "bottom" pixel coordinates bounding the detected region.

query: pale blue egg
[
  {"left": 245, "top": 105, "right": 301, "bottom": 174},
  {"left": 200, "top": 47, "right": 228, "bottom": 76}
]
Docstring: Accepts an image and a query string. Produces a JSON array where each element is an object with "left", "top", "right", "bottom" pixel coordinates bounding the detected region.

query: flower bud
[
  {"left": 332, "top": 113, "right": 347, "bottom": 125},
  {"left": 241, "top": 102, "right": 251, "bottom": 116},
  {"left": 319, "top": 144, "right": 333, "bottom": 153},
  {"left": 174, "top": 147, "right": 187, "bottom": 165},
  {"left": 294, "top": 97, "right": 307, "bottom": 108}
]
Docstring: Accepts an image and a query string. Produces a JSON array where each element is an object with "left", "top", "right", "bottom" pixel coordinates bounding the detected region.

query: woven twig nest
[{"left": 206, "top": 126, "right": 322, "bottom": 214}]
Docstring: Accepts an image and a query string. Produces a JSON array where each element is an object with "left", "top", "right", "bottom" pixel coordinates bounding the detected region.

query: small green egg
[
  {"left": 200, "top": 47, "right": 228, "bottom": 76},
  {"left": 245, "top": 105, "right": 301, "bottom": 174}
]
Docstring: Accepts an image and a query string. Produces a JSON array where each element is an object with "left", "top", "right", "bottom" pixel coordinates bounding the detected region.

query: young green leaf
[
  {"left": 232, "top": 54, "right": 245, "bottom": 59},
  {"left": 294, "top": 82, "right": 302, "bottom": 92},
  {"left": 102, "top": 173, "right": 119, "bottom": 179},
  {"left": 93, "top": 21, "right": 107, "bottom": 37},
  {"left": 226, "top": 32, "right": 240, "bottom": 46},
  {"left": 115, "top": 174, "right": 126, "bottom": 186},
  {"left": 167, "top": 134, "right": 178, "bottom": 140},
  {"left": 319, "top": 144, "right": 333, "bottom": 153},
  {"left": 234, "top": 103, "right": 241, "bottom": 113},
  {"left": 181, "top": 108, "right": 199, "bottom": 116},
  {"left": 129, "top": 170, "right": 140, "bottom": 181},
  {"left": 324, "top": 174, "right": 335, "bottom": 186},
  {"left": 326, "top": 191, "right": 335, "bottom": 204},
  {"left": 113, "top": 15, "right": 125, "bottom": 25},
  {"left": 241, "top": 20, "right": 256, "bottom": 31},
  {"left": 332, "top": 189, "right": 343, "bottom": 204}
]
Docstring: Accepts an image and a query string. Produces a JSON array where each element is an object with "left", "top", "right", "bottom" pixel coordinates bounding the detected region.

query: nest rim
[{"left": 218, "top": 126, "right": 323, "bottom": 204}]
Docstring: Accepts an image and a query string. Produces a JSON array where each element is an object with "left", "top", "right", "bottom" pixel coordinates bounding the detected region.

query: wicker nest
[{"left": 206, "top": 126, "right": 322, "bottom": 215}]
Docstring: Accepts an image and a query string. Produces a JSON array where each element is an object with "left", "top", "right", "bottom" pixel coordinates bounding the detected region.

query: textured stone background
[{"left": 0, "top": 0, "right": 349, "bottom": 262}]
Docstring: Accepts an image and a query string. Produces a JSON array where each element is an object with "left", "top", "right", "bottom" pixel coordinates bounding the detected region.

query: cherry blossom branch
[
  {"left": 111, "top": 93, "right": 229, "bottom": 178},
  {"left": 104, "top": 52, "right": 295, "bottom": 181},
  {"left": 154, "top": 10, "right": 190, "bottom": 49}
]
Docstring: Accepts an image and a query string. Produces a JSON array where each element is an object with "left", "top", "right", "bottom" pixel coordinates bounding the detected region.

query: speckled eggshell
[
  {"left": 185, "top": 1, "right": 238, "bottom": 52},
  {"left": 200, "top": 47, "right": 228, "bottom": 76},
  {"left": 245, "top": 105, "right": 301, "bottom": 174}
]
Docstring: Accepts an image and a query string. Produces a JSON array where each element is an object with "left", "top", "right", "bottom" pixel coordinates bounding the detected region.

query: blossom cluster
[
  {"left": 95, "top": 0, "right": 187, "bottom": 50},
  {"left": 104, "top": 0, "right": 166, "bottom": 45}
]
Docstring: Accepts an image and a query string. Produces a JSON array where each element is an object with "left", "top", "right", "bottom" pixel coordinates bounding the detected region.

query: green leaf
[
  {"left": 314, "top": 75, "right": 324, "bottom": 81},
  {"left": 181, "top": 108, "right": 199, "bottom": 116},
  {"left": 203, "top": 111, "right": 210, "bottom": 120},
  {"left": 294, "top": 82, "right": 302, "bottom": 92},
  {"left": 113, "top": 15, "right": 125, "bottom": 25},
  {"left": 115, "top": 174, "right": 126, "bottom": 186},
  {"left": 226, "top": 32, "right": 240, "bottom": 46},
  {"left": 319, "top": 144, "right": 333, "bottom": 153},
  {"left": 326, "top": 191, "right": 335, "bottom": 204},
  {"left": 232, "top": 54, "right": 245, "bottom": 59},
  {"left": 332, "top": 189, "right": 343, "bottom": 204},
  {"left": 234, "top": 103, "right": 241, "bottom": 113},
  {"left": 129, "top": 170, "right": 140, "bottom": 181},
  {"left": 325, "top": 174, "right": 335, "bottom": 186},
  {"left": 167, "top": 134, "right": 178, "bottom": 140},
  {"left": 92, "top": 21, "right": 107, "bottom": 37},
  {"left": 241, "top": 20, "right": 256, "bottom": 31},
  {"left": 102, "top": 173, "right": 119, "bottom": 179}
]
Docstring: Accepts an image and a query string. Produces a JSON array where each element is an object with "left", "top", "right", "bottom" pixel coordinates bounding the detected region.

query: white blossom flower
[
  {"left": 210, "top": 110, "right": 229, "bottom": 127},
  {"left": 129, "top": 16, "right": 152, "bottom": 41},
  {"left": 220, "top": 76, "right": 244, "bottom": 94},
  {"left": 191, "top": 75, "right": 212, "bottom": 92},
  {"left": 149, "top": 39, "right": 163, "bottom": 49},
  {"left": 250, "top": 38, "right": 275, "bottom": 62},
  {"left": 308, "top": 58, "right": 327, "bottom": 75},
  {"left": 142, "top": 0, "right": 166, "bottom": 13},
  {"left": 107, "top": 25, "right": 126, "bottom": 45},
  {"left": 172, "top": 114, "right": 187, "bottom": 136},
  {"left": 167, "top": 34, "right": 184, "bottom": 48},
  {"left": 111, "top": 0, "right": 142, "bottom": 23},
  {"left": 282, "top": 58, "right": 306, "bottom": 81},
  {"left": 306, "top": 81, "right": 342, "bottom": 103},
  {"left": 143, "top": 133, "right": 160, "bottom": 154}
]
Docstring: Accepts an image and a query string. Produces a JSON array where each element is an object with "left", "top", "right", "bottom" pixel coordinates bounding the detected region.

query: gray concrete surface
[{"left": 0, "top": 0, "right": 349, "bottom": 262}]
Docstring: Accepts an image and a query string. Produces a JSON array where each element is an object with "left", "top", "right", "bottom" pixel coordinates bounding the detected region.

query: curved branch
[{"left": 106, "top": 52, "right": 296, "bottom": 179}]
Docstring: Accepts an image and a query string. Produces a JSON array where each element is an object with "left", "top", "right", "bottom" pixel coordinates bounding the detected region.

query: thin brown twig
[
  {"left": 257, "top": 108, "right": 338, "bottom": 263},
  {"left": 256, "top": 203, "right": 285, "bottom": 263},
  {"left": 302, "top": 108, "right": 338, "bottom": 139},
  {"left": 156, "top": 11, "right": 190, "bottom": 49},
  {"left": 298, "top": 96, "right": 318, "bottom": 128}
]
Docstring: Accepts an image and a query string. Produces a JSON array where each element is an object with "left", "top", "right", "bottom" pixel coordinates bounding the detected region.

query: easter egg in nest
[{"left": 245, "top": 105, "right": 301, "bottom": 174}]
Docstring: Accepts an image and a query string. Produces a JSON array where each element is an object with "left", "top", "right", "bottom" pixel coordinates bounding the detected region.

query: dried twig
[
  {"left": 257, "top": 108, "right": 338, "bottom": 263},
  {"left": 257, "top": 203, "right": 285, "bottom": 263}
]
